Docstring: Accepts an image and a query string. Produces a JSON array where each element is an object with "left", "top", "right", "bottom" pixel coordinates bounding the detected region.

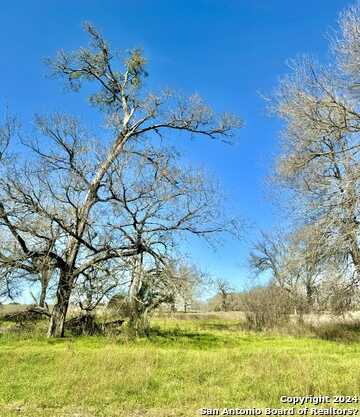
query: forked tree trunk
[
  {"left": 47, "top": 271, "right": 73, "bottom": 337},
  {"left": 128, "top": 255, "right": 150, "bottom": 336}
]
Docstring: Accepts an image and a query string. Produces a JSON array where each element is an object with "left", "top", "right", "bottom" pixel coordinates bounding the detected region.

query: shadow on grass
[
  {"left": 195, "top": 321, "right": 243, "bottom": 332},
  {"left": 146, "top": 326, "right": 241, "bottom": 349}
]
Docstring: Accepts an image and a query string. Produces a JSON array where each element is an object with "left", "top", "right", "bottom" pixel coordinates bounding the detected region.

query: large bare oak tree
[{"left": 0, "top": 24, "right": 241, "bottom": 336}]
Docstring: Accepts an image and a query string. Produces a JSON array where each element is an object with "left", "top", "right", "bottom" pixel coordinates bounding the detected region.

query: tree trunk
[
  {"left": 47, "top": 271, "right": 72, "bottom": 337},
  {"left": 39, "top": 285, "right": 47, "bottom": 308},
  {"left": 39, "top": 267, "right": 50, "bottom": 308},
  {"left": 128, "top": 303, "right": 149, "bottom": 336},
  {"left": 305, "top": 281, "right": 314, "bottom": 314},
  {"left": 128, "top": 255, "right": 150, "bottom": 336},
  {"left": 128, "top": 280, "right": 145, "bottom": 336}
]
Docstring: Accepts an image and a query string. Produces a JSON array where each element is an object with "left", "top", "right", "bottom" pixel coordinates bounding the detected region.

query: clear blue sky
[{"left": 0, "top": 0, "right": 348, "bottom": 290}]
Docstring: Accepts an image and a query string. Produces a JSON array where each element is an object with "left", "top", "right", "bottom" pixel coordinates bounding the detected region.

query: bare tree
[
  {"left": 101, "top": 147, "right": 236, "bottom": 332},
  {"left": 72, "top": 263, "right": 125, "bottom": 314},
  {"left": 213, "top": 278, "right": 234, "bottom": 312},
  {"left": 164, "top": 261, "right": 204, "bottom": 313},
  {"left": 249, "top": 231, "right": 291, "bottom": 290},
  {"left": 0, "top": 24, "right": 241, "bottom": 337},
  {"left": 0, "top": 113, "right": 32, "bottom": 303},
  {"left": 108, "top": 258, "right": 206, "bottom": 334},
  {"left": 270, "top": 3, "right": 360, "bottom": 298},
  {"left": 249, "top": 227, "right": 325, "bottom": 314}
]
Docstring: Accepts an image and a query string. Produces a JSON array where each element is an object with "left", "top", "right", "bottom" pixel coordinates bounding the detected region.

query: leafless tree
[
  {"left": 72, "top": 263, "right": 126, "bottom": 314},
  {"left": 0, "top": 113, "right": 31, "bottom": 303},
  {"left": 0, "top": 24, "right": 241, "bottom": 337},
  {"left": 249, "top": 226, "right": 327, "bottom": 314},
  {"left": 101, "top": 147, "right": 235, "bottom": 332},
  {"left": 249, "top": 231, "right": 291, "bottom": 290},
  {"left": 270, "top": 3, "right": 360, "bottom": 300},
  {"left": 212, "top": 278, "right": 234, "bottom": 312},
  {"left": 164, "top": 261, "right": 204, "bottom": 313}
]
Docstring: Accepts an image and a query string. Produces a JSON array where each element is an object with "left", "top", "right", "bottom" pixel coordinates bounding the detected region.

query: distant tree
[
  {"left": 166, "top": 261, "right": 204, "bottom": 313},
  {"left": 249, "top": 228, "right": 324, "bottom": 313},
  {"left": 249, "top": 231, "right": 291, "bottom": 290},
  {"left": 212, "top": 278, "right": 234, "bottom": 312}
]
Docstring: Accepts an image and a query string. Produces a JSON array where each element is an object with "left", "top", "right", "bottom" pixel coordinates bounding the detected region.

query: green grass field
[{"left": 1, "top": 317, "right": 360, "bottom": 417}]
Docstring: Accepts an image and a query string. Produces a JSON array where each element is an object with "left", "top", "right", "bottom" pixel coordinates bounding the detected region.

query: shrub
[
  {"left": 308, "top": 321, "right": 360, "bottom": 342},
  {"left": 107, "top": 293, "right": 133, "bottom": 318},
  {"left": 241, "top": 286, "right": 292, "bottom": 331}
]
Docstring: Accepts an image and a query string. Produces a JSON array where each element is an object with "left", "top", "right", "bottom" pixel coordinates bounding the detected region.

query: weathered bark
[
  {"left": 128, "top": 304, "right": 150, "bottom": 336},
  {"left": 39, "top": 287, "right": 47, "bottom": 308},
  {"left": 39, "top": 267, "right": 50, "bottom": 308},
  {"left": 127, "top": 256, "right": 150, "bottom": 335},
  {"left": 47, "top": 271, "right": 72, "bottom": 337},
  {"left": 128, "top": 293, "right": 145, "bottom": 335},
  {"left": 129, "top": 262, "right": 143, "bottom": 302}
]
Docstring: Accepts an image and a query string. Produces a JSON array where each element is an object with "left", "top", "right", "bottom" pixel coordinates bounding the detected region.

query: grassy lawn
[{"left": 1, "top": 318, "right": 360, "bottom": 417}]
